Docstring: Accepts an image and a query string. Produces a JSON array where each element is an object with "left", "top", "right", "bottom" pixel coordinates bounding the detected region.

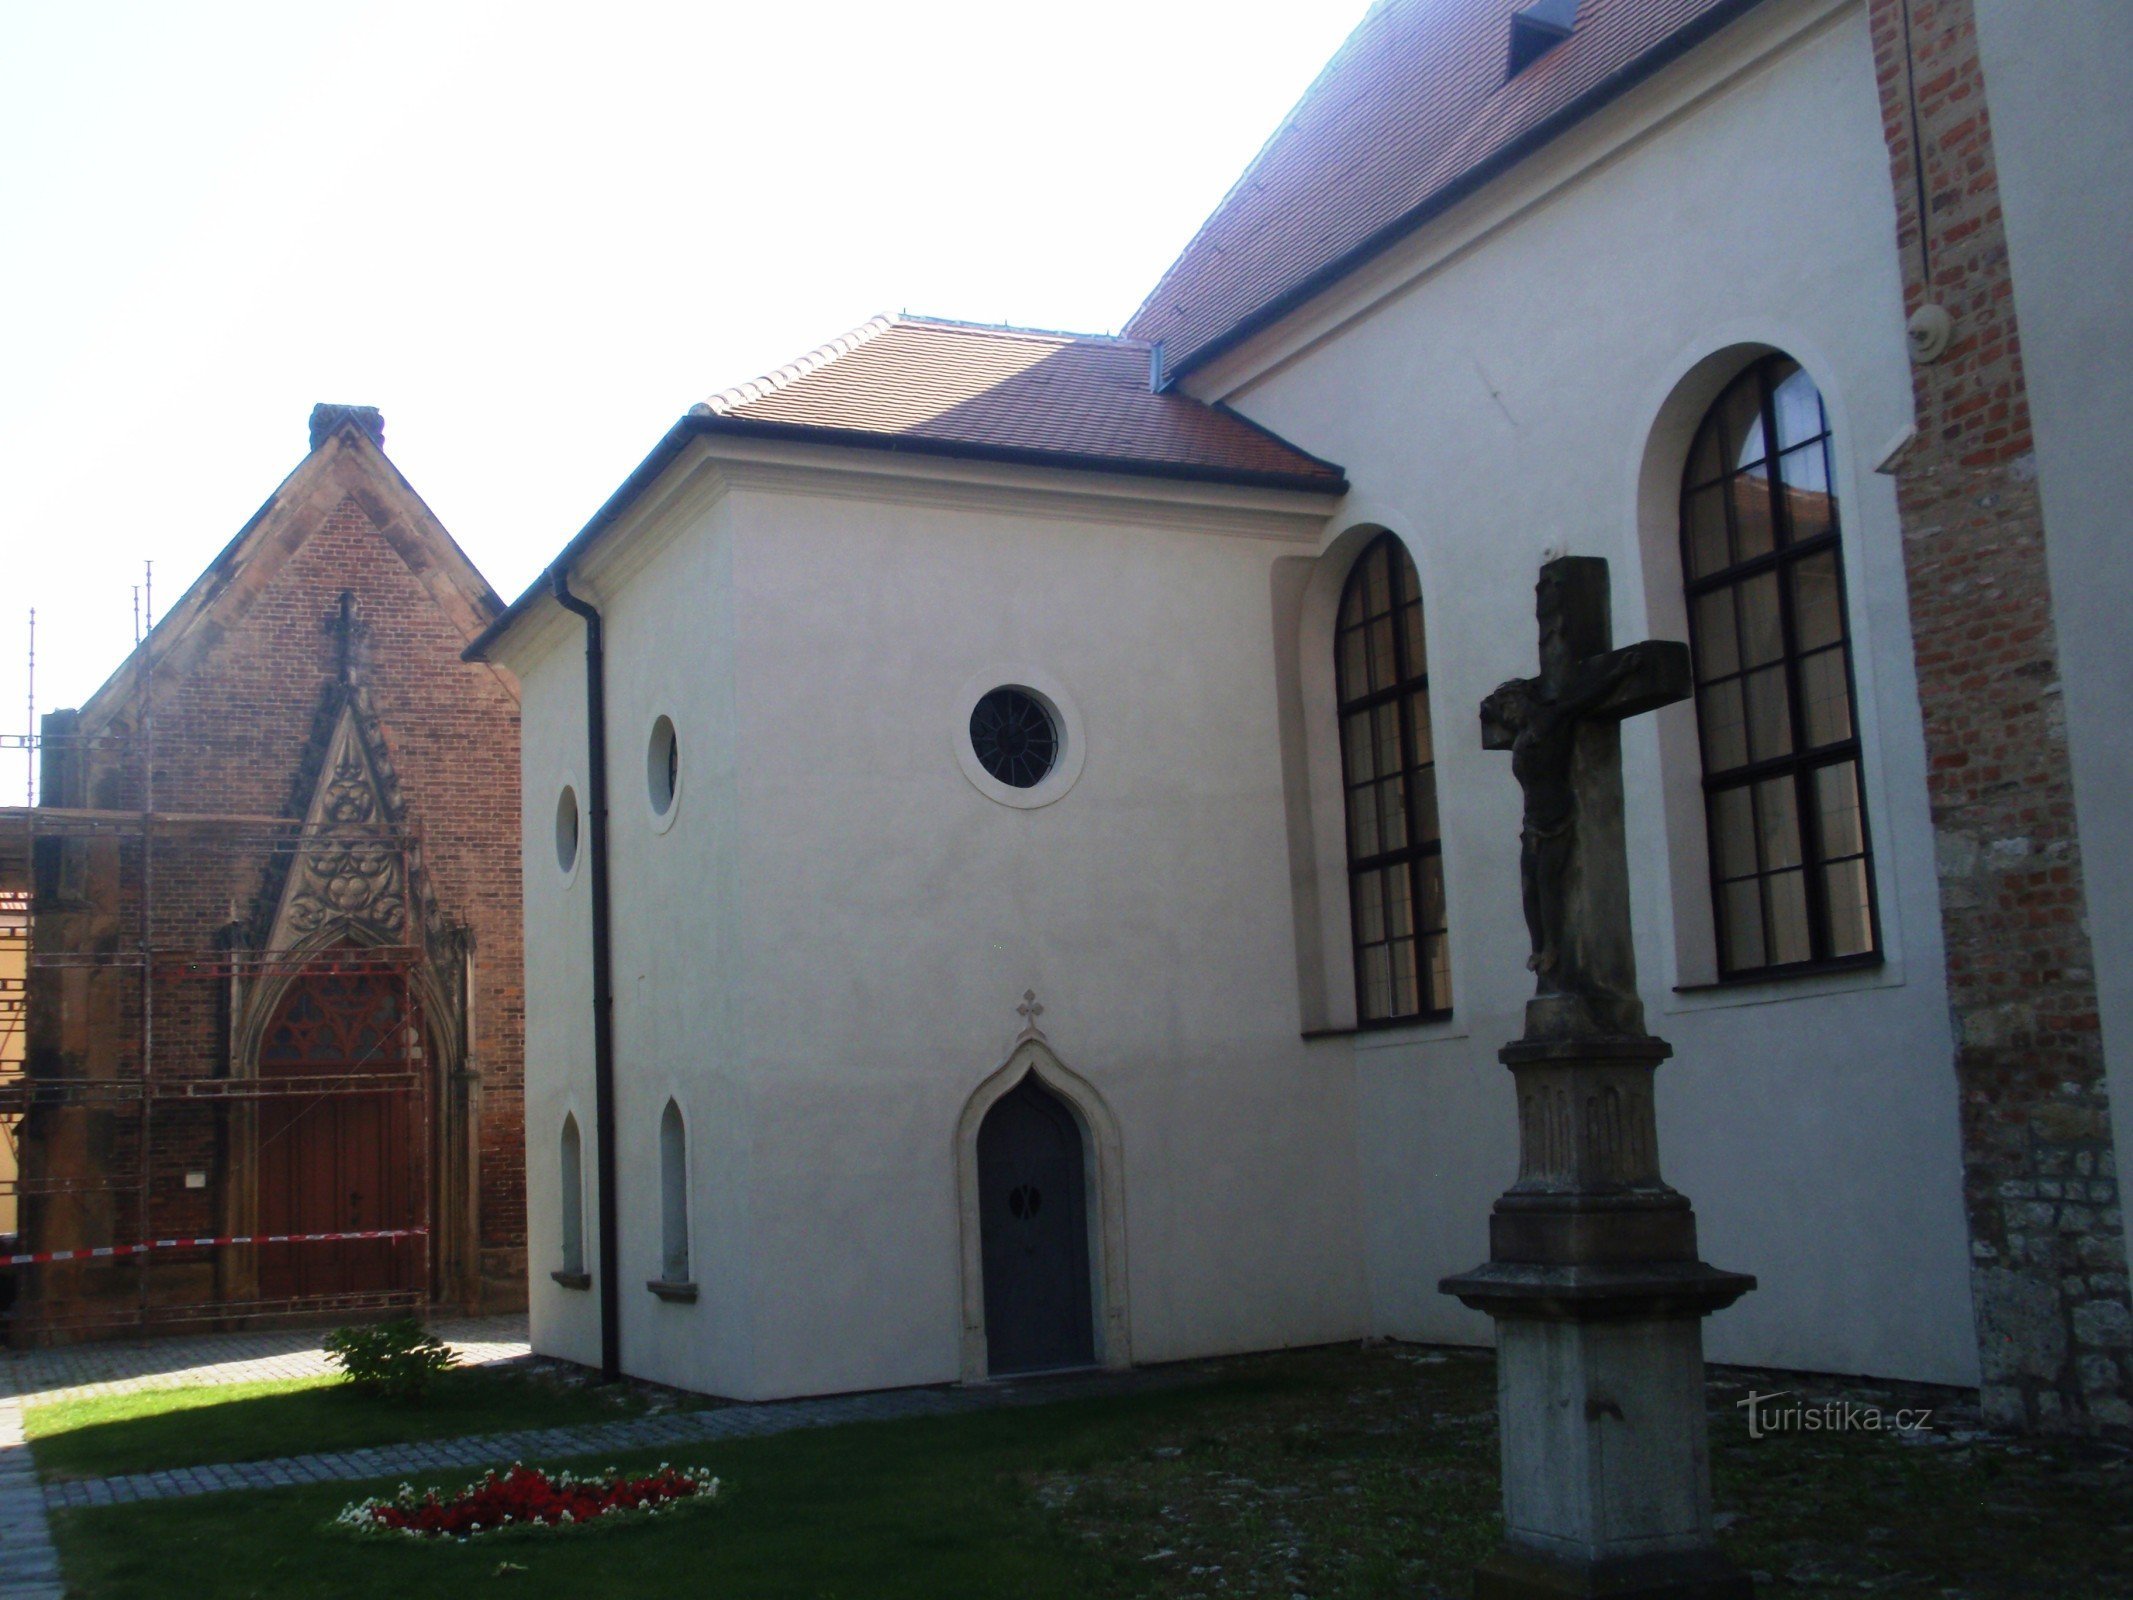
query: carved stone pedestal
[{"left": 1443, "top": 1037, "right": 1754, "bottom": 1600}]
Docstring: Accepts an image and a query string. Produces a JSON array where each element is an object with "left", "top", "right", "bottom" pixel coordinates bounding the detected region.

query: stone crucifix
[
  {"left": 1446, "top": 556, "right": 1756, "bottom": 1600},
  {"left": 1479, "top": 556, "right": 1690, "bottom": 1044}
]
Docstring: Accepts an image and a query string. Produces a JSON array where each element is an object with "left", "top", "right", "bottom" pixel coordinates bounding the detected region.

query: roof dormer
[{"left": 1507, "top": 0, "right": 1579, "bottom": 77}]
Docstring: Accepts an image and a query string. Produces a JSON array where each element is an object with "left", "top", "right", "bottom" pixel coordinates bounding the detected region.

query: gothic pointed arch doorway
[
  {"left": 955, "top": 1037, "right": 1131, "bottom": 1382},
  {"left": 976, "top": 1076, "right": 1094, "bottom": 1375},
  {"left": 253, "top": 960, "right": 426, "bottom": 1299}
]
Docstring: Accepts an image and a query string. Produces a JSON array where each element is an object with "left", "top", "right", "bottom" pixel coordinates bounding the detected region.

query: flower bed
[{"left": 336, "top": 1462, "right": 720, "bottom": 1541}]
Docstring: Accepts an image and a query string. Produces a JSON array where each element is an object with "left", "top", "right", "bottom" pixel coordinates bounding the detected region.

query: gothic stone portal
[
  {"left": 255, "top": 970, "right": 425, "bottom": 1300},
  {"left": 978, "top": 1076, "right": 1096, "bottom": 1375}
]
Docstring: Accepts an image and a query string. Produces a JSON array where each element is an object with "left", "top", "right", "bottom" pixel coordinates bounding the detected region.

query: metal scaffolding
[{"left": 0, "top": 741, "right": 438, "bottom": 1341}]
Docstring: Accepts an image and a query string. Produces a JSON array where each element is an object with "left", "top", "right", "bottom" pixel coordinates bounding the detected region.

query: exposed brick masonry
[
  {"left": 1868, "top": 0, "right": 2133, "bottom": 1431},
  {"left": 25, "top": 430, "right": 525, "bottom": 1328}
]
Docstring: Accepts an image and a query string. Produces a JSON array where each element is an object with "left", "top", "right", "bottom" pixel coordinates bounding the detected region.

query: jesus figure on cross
[{"left": 1479, "top": 557, "right": 1692, "bottom": 1042}]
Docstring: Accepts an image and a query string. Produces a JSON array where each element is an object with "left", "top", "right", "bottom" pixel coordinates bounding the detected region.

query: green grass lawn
[
  {"left": 27, "top": 1367, "right": 660, "bottom": 1482},
  {"left": 43, "top": 1347, "right": 2133, "bottom": 1600}
]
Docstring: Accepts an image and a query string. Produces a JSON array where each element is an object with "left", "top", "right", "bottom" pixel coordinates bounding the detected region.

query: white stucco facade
[
  {"left": 1185, "top": 0, "right": 1975, "bottom": 1384},
  {"left": 498, "top": 0, "right": 2129, "bottom": 1400},
  {"left": 507, "top": 451, "right": 1370, "bottom": 1399}
]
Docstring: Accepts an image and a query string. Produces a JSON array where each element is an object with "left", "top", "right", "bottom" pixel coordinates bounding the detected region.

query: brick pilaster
[{"left": 1868, "top": 0, "right": 2132, "bottom": 1432}]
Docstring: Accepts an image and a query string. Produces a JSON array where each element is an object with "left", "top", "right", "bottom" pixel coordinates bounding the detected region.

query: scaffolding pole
[{"left": 0, "top": 737, "right": 439, "bottom": 1342}]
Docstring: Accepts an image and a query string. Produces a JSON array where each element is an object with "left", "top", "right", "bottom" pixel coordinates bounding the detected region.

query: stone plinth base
[
  {"left": 1442, "top": 1024, "right": 1756, "bottom": 1600},
  {"left": 1475, "top": 1544, "right": 1753, "bottom": 1599},
  {"left": 1439, "top": 1279, "right": 1755, "bottom": 1599},
  {"left": 1492, "top": 1317, "right": 1730, "bottom": 1567}
]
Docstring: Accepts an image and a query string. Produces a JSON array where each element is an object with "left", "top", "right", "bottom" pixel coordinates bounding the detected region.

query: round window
[
  {"left": 555, "top": 784, "right": 581, "bottom": 874},
  {"left": 647, "top": 715, "right": 679, "bottom": 817},
  {"left": 969, "top": 688, "right": 1058, "bottom": 789}
]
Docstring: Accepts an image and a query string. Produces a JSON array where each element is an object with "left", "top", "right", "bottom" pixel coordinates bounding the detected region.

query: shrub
[{"left": 323, "top": 1318, "right": 459, "bottom": 1401}]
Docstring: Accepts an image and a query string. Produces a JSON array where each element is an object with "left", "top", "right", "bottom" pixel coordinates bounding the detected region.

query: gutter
[{"left": 549, "top": 569, "right": 623, "bottom": 1385}]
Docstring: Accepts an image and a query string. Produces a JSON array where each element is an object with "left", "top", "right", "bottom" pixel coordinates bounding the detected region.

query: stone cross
[
  {"left": 1479, "top": 556, "right": 1690, "bottom": 1042},
  {"left": 1014, "top": 989, "right": 1046, "bottom": 1042},
  {"left": 1445, "top": 555, "right": 1754, "bottom": 1600}
]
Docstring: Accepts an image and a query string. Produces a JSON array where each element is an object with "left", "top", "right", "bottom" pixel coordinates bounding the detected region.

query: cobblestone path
[{"left": 45, "top": 1380, "right": 992, "bottom": 1510}]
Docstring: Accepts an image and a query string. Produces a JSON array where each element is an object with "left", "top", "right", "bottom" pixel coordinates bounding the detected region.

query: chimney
[{"left": 309, "top": 404, "right": 386, "bottom": 452}]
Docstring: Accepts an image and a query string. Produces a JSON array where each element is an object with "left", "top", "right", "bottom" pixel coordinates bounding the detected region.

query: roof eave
[
  {"left": 1158, "top": 0, "right": 1774, "bottom": 387},
  {"left": 687, "top": 413, "right": 1349, "bottom": 495},
  {"left": 463, "top": 411, "right": 1348, "bottom": 664},
  {"left": 463, "top": 417, "right": 699, "bottom": 662}
]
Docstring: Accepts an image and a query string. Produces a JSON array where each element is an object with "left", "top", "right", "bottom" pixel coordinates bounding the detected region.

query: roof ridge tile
[{"left": 696, "top": 315, "right": 895, "bottom": 416}]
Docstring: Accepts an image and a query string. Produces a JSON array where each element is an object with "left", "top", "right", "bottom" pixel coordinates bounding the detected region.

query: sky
[{"left": 0, "top": 0, "right": 1367, "bottom": 795}]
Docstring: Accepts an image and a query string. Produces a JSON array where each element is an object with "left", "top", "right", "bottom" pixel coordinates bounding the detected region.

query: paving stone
[{"left": 0, "top": 1315, "right": 528, "bottom": 1409}]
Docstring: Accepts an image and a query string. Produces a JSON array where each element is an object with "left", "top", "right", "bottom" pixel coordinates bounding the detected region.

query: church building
[
  {"left": 472, "top": 0, "right": 2133, "bottom": 1433},
  {"left": 16, "top": 406, "right": 527, "bottom": 1333}
]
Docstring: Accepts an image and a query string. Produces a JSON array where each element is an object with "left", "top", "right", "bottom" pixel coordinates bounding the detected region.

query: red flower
[{"left": 343, "top": 1463, "right": 719, "bottom": 1539}]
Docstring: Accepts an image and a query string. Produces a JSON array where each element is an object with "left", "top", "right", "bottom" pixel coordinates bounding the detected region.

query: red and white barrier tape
[{"left": 2, "top": 1227, "right": 427, "bottom": 1267}]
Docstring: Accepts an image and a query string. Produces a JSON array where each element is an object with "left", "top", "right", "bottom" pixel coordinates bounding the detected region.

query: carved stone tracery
[{"left": 281, "top": 723, "right": 408, "bottom": 939}]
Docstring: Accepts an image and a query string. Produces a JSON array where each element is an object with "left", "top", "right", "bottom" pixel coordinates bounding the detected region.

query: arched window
[
  {"left": 658, "top": 1100, "right": 690, "bottom": 1284},
  {"left": 1680, "top": 355, "right": 1877, "bottom": 975},
  {"left": 1334, "top": 533, "right": 1451, "bottom": 1023},
  {"left": 559, "top": 1114, "right": 585, "bottom": 1278}
]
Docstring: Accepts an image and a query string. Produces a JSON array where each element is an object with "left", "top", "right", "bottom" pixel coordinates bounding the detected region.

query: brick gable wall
[
  {"left": 1868, "top": 0, "right": 2132, "bottom": 1431},
  {"left": 25, "top": 462, "right": 524, "bottom": 1327}
]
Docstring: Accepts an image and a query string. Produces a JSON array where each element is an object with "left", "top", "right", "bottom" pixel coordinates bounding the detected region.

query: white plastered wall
[
  {"left": 511, "top": 446, "right": 1370, "bottom": 1400},
  {"left": 507, "top": 471, "right": 755, "bottom": 1397},
  {"left": 1197, "top": 0, "right": 1977, "bottom": 1383},
  {"left": 716, "top": 465, "right": 1368, "bottom": 1399},
  {"left": 513, "top": 612, "right": 602, "bottom": 1372}
]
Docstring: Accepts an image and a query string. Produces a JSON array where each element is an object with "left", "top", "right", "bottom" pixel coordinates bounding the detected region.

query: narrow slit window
[
  {"left": 659, "top": 1100, "right": 690, "bottom": 1283},
  {"left": 559, "top": 1114, "right": 584, "bottom": 1277},
  {"left": 1334, "top": 533, "right": 1452, "bottom": 1024},
  {"left": 1680, "top": 356, "right": 1878, "bottom": 977}
]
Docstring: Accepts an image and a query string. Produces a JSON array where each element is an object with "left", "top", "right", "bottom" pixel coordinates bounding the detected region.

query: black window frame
[
  {"left": 1680, "top": 355, "right": 1883, "bottom": 981},
  {"left": 1334, "top": 532, "right": 1453, "bottom": 1027}
]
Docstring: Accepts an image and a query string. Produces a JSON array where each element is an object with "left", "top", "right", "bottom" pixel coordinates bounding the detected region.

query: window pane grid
[
  {"left": 1336, "top": 534, "right": 1453, "bottom": 1023},
  {"left": 1681, "top": 358, "right": 1878, "bottom": 979}
]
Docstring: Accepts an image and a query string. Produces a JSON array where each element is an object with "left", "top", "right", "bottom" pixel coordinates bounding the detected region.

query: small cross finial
[{"left": 1015, "top": 989, "right": 1046, "bottom": 1041}]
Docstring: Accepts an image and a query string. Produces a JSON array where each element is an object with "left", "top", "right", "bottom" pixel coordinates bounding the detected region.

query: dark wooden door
[
  {"left": 255, "top": 972, "right": 422, "bottom": 1300},
  {"left": 978, "top": 1077, "right": 1094, "bottom": 1375}
]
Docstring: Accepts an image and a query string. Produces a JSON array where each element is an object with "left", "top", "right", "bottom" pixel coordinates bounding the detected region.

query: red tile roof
[
  {"left": 1125, "top": 0, "right": 1763, "bottom": 378},
  {"left": 692, "top": 316, "right": 1346, "bottom": 490}
]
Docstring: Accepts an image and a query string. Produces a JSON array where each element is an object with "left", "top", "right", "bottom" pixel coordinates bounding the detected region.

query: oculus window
[
  {"left": 555, "top": 785, "right": 580, "bottom": 875},
  {"left": 647, "top": 716, "right": 679, "bottom": 819},
  {"left": 1334, "top": 533, "right": 1452, "bottom": 1024},
  {"left": 969, "top": 687, "right": 1059, "bottom": 789},
  {"left": 1680, "top": 355, "right": 1878, "bottom": 977}
]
